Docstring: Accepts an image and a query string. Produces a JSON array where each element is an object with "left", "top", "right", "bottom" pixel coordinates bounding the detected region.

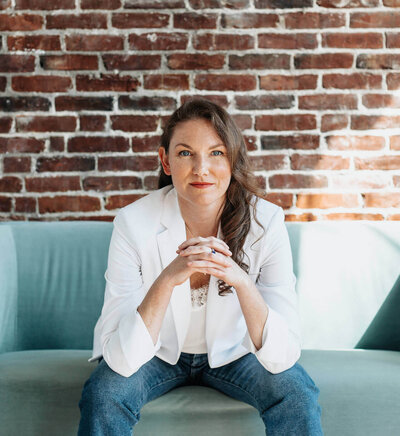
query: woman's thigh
[
  {"left": 80, "top": 355, "right": 190, "bottom": 414},
  {"left": 200, "top": 353, "right": 320, "bottom": 412}
]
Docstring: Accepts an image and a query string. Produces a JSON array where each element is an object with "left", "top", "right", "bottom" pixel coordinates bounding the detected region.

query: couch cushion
[{"left": 0, "top": 349, "right": 399, "bottom": 436}]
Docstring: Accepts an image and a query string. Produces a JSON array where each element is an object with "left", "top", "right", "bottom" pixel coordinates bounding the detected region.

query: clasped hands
[{"left": 176, "top": 236, "right": 249, "bottom": 289}]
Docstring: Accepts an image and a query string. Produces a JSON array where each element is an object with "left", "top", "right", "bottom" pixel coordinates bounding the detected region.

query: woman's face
[{"left": 159, "top": 118, "right": 232, "bottom": 207}]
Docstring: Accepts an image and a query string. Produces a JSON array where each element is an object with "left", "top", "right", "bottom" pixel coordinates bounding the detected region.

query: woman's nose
[{"left": 192, "top": 156, "right": 210, "bottom": 175}]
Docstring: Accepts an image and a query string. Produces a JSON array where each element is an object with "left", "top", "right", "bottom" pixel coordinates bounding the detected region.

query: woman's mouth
[{"left": 190, "top": 183, "right": 214, "bottom": 189}]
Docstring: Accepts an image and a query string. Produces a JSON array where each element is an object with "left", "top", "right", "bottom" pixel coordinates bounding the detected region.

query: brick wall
[{"left": 0, "top": 0, "right": 399, "bottom": 221}]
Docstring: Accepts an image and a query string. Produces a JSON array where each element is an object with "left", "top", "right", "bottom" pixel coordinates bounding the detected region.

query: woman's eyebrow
[{"left": 175, "top": 142, "right": 225, "bottom": 149}]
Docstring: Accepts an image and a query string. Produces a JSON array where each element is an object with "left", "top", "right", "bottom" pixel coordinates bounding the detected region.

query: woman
[{"left": 78, "top": 98, "right": 323, "bottom": 435}]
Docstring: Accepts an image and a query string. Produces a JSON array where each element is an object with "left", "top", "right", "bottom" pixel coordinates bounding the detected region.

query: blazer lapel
[{"left": 156, "top": 187, "right": 191, "bottom": 351}]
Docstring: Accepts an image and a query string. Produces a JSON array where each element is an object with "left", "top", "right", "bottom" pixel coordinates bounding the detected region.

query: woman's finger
[{"left": 177, "top": 242, "right": 231, "bottom": 257}]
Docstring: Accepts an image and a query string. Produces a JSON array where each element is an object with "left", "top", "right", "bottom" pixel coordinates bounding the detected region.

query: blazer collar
[{"left": 156, "top": 186, "right": 227, "bottom": 352}]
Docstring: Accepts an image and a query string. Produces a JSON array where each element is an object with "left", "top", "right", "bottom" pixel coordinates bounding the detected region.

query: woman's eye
[
  {"left": 212, "top": 150, "right": 223, "bottom": 156},
  {"left": 178, "top": 150, "right": 224, "bottom": 156},
  {"left": 178, "top": 150, "right": 191, "bottom": 156}
]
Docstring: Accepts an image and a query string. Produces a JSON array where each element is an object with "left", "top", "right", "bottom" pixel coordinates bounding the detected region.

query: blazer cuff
[
  {"left": 103, "top": 308, "right": 161, "bottom": 377},
  {"left": 242, "top": 305, "right": 289, "bottom": 364}
]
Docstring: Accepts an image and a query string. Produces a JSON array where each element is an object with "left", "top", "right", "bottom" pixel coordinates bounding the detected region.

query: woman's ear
[{"left": 158, "top": 147, "right": 171, "bottom": 175}]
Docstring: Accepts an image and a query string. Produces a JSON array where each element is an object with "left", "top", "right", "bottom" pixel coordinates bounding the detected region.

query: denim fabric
[{"left": 78, "top": 352, "right": 323, "bottom": 435}]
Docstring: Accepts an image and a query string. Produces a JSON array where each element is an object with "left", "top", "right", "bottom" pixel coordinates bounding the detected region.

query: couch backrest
[{"left": 0, "top": 221, "right": 399, "bottom": 353}]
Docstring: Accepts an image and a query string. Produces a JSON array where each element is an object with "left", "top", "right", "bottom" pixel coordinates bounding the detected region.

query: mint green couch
[{"left": 0, "top": 220, "right": 399, "bottom": 436}]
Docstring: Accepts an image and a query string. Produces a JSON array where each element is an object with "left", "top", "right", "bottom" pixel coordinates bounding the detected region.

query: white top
[{"left": 181, "top": 283, "right": 209, "bottom": 354}]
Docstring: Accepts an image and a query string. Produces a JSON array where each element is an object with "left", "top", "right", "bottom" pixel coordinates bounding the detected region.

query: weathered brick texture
[{"left": 0, "top": 2, "right": 399, "bottom": 221}]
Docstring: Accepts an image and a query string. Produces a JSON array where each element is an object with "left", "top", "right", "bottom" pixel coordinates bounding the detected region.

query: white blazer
[{"left": 89, "top": 185, "right": 301, "bottom": 377}]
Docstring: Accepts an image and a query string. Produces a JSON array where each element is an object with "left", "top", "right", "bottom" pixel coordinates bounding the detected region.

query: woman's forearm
[{"left": 137, "top": 272, "right": 175, "bottom": 346}]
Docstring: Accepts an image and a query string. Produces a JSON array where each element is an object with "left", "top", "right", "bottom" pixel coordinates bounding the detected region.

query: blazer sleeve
[
  {"left": 98, "top": 210, "right": 162, "bottom": 377},
  {"left": 241, "top": 206, "right": 302, "bottom": 374}
]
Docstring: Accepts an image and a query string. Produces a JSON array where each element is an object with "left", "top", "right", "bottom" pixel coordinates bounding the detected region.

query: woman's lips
[{"left": 190, "top": 183, "right": 213, "bottom": 189}]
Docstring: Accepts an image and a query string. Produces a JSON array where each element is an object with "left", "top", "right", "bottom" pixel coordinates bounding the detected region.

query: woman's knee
[{"left": 79, "top": 359, "right": 143, "bottom": 415}]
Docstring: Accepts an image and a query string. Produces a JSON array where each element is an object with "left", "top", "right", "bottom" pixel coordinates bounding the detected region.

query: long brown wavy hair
[{"left": 158, "top": 98, "right": 266, "bottom": 296}]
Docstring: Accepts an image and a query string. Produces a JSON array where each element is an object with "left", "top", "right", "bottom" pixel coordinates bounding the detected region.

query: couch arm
[{"left": 0, "top": 226, "right": 18, "bottom": 354}]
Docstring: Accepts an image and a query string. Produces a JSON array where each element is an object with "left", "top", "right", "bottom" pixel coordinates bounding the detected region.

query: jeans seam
[
  {"left": 204, "top": 372, "right": 260, "bottom": 411},
  {"left": 145, "top": 374, "right": 187, "bottom": 398}
]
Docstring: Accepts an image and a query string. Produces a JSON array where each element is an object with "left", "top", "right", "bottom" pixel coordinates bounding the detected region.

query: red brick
[
  {"left": 323, "top": 213, "right": 383, "bottom": 221},
  {"left": 391, "top": 136, "right": 400, "bottom": 150},
  {"left": 82, "top": 176, "right": 142, "bottom": 191},
  {"left": 111, "top": 115, "right": 158, "bottom": 132},
  {"left": 261, "top": 135, "right": 319, "bottom": 150},
  {"left": 394, "top": 175, "right": 400, "bottom": 187},
  {"left": 68, "top": 136, "right": 129, "bottom": 152},
  {"left": 255, "top": 114, "right": 316, "bottom": 131},
  {"left": 269, "top": 174, "right": 328, "bottom": 189},
  {"left": 285, "top": 12, "right": 345, "bottom": 29},
  {"left": 15, "top": 197, "right": 36, "bottom": 213},
  {"left": 387, "top": 33, "right": 400, "bottom": 48},
  {"left": 264, "top": 193, "right": 293, "bottom": 209},
  {"left": 125, "top": 0, "right": 184, "bottom": 7},
  {"left": 299, "top": 94, "right": 357, "bottom": 110},
  {"left": 0, "top": 117, "right": 12, "bottom": 132},
  {"left": 232, "top": 114, "right": 252, "bottom": 130},
  {"left": 1, "top": 96, "right": 50, "bottom": 112},
  {"left": 317, "top": 0, "right": 378, "bottom": 6},
  {"left": 0, "top": 55, "right": 35, "bottom": 72},
  {"left": 357, "top": 54, "right": 400, "bottom": 69},
  {"left": 323, "top": 73, "right": 381, "bottom": 89},
  {"left": 362, "top": 94, "right": 400, "bottom": 108},
  {"left": 16, "top": 116, "right": 76, "bottom": 132},
  {"left": 144, "top": 74, "right": 188, "bottom": 90},
  {"left": 351, "top": 12, "right": 400, "bottom": 28},
  {"left": 3, "top": 156, "right": 31, "bottom": 172},
  {"left": 168, "top": 53, "right": 225, "bottom": 70},
  {"left": 195, "top": 74, "right": 256, "bottom": 91},
  {"left": 260, "top": 74, "right": 317, "bottom": 90},
  {"left": 0, "top": 77, "right": 5, "bottom": 91},
  {"left": 355, "top": 156, "right": 400, "bottom": 170},
  {"left": 12, "top": 75, "right": 72, "bottom": 92},
  {"left": 387, "top": 73, "right": 400, "bottom": 90},
  {"left": 221, "top": 13, "right": 278, "bottom": 28},
  {"left": 179, "top": 94, "right": 228, "bottom": 108},
  {"left": 259, "top": 33, "right": 317, "bottom": 49},
  {"left": 326, "top": 135, "right": 384, "bottom": 151},
  {"left": 330, "top": 175, "right": 388, "bottom": 190},
  {"left": 36, "top": 156, "right": 95, "bottom": 172},
  {"left": 46, "top": 14, "right": 107, "bottom": 29},
  {"left": 173, "top": 13, "right": 217, "bottom": 29},
  {"left": 0, "top": 197, "right": 12, "bottom": 212},
  {"left": 249, "top": 155, "right": 286, "bottom": 171},
  {"left": 0, "top": 0, "right": 11, "bottom": 10},
  {"left": 351, "top": 115, "right": 400, "bottom": 130},
  {"left": 0, "top": 137, "right": 44, "bottom": 152},
  {"left": 49, "top": 137, "right": 64, "bottom": 151},
  {"left": 295, "top": 53, "right": 353, "bottom": 69},
  {"left": 193, "top": 33, "right": 254, "bottom": 50},
  {"left": 291, "top": 154, "right": 349, "bottom": 170},
  {"left": 363, "top": 193, "right": 400, "bottom": 208},
  {"left": 41, "top": 55, "right": 98, "bottom": 70},
  {"left": 26, "top": 176, "right": 81, "bottom": 192},
  {"left": 285, "top": 213, "right": 317, "bottom": 222},
  {"left": 81, "top": 0, "right": 121, "bottom": 8},
  {"left": 105, "top": 194, "right": 144, "bottom": 210},
  {"left": 255, "top": 0, "right": 313, "bottom": 6},
  {"left": 79, "top": 115, "right": 106, "bottom": 131},
  {"left": 297, "top": 194, "right": 359, "bottom": 209},
  {"left": 235, "top": 95, "right": 294, "bottom": 110},
  {"left": 76, "top": 74, "right": 140, "bottom": 92},
  {"left": 131, "top": 135, "right": 161, "bottom": 152},
  {"left": 15, "top": 0, "right": 74, "bottom": 9},
  {"left": 39, "top": 196, "right": 101, "bottom": 213},
  {"left": 118, "top": 95, "right": 175, "bottom": 111},
  {"left": 102, "top": 54, "right": 160, "bottom": 70},
  {"left": 8, "top": 35, "right": 60, "bottom": 51},
  {"left": 112, "top": 13, "right": 169, "bottom": 28},
  {"left": 230, "top": 54, "right": 290, "bottom": 70},
  {"left": 66, "top": 34, "right": 124, "bottom": 51},
  {"left": 0, "top": 176, "right": 22, "bottom": 192},
  {"left": 98, "top": 156, "right": 159, "bottom": 171},
  {"left": 55, "top": 96, "right": 113, "bottom": 111},
  {"left": 0, "top": 13, "right": 42, "bottom": 30},
  {"left": 383, "top": 0, "right": 400, "bottom": 5},
  {"left": 321, "top": 114, "right": 348, "bottom": 132},
  {"left": 322, "top": 32, "right": 383, "bottom": 49},
  {"left": 129, "top": 32, "right": 188, "bottom": 50}
]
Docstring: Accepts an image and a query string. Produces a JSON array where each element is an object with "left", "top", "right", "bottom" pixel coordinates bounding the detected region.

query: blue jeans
[{"left": 78, "top": 352, "right": 323, "bottom": 435}]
